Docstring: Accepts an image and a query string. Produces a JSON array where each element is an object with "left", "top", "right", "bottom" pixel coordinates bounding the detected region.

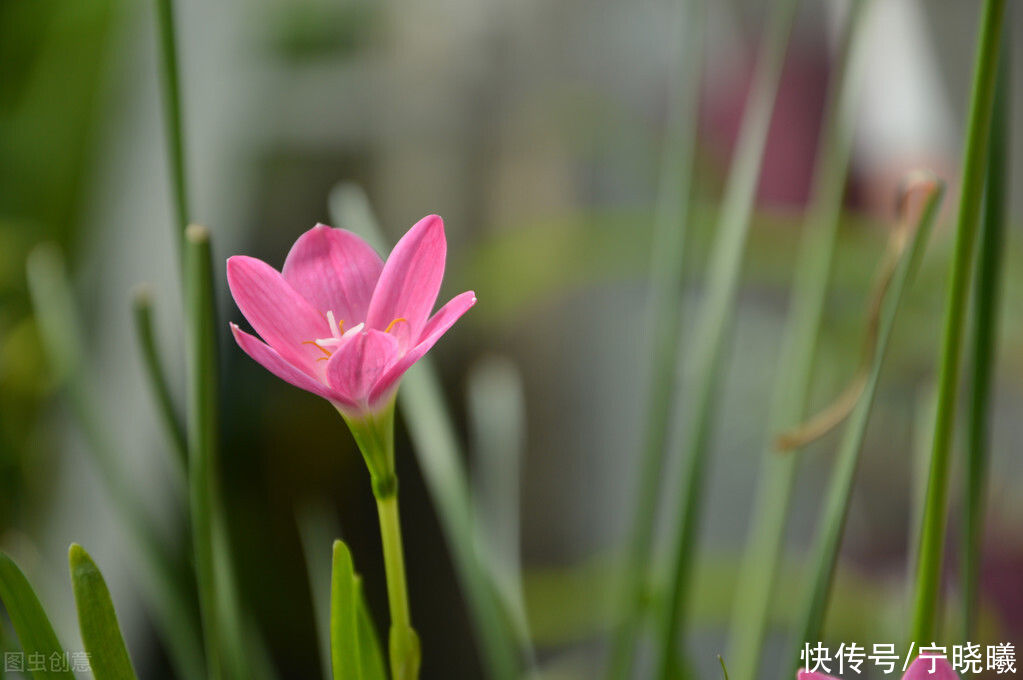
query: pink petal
[
  {"left": 365, "top": 214, "right": 446, "bottom": 341},
  {"left": 227, "top": 255, "right": 330, "bottom": 371},
  {"left": 903, "top": 656, "right": 959, "bottom": 680},
  {"left": 326, "top": 329, "right": 401, "bottom": 407},
  {"left": 796, "top": 671, "right": 841, "bottom": 680},
  {"left": 368, "top": 290, "right": 476, "bottom": 405},
  {"left": 281, "top": 224, "right": 384, "bottom": 321},
  {"left": 231, "top": 324, "right": 338, "bottom": 402}
]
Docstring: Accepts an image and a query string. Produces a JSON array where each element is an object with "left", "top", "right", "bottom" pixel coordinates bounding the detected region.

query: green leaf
[
  {"left": 0, "top": 551, "right": 75, "bottom": 680},
  {"left": 327, "top": 538, "right": 386, "bottom": 680},
  {"left": 725, "top": 1, "right": 872, "bottom": 676},
  {"left": 654, "top": 0, "right": 801, "bottom": 675},
  {"left": 788, "top": 182, "right": 945, "bottom": 680},
  {"left": 911, "top": 0, "right": 1008, "bottom": 643},
  {"left": 961, "top": 31, "right": 1010, "bottom": 640},
  {"left": 355, "top": 579, "right": 386, "bottom": 680},
  {"left": 68, "top": 545, "right": 137, "bottom": 680},
  {"left": 330, "top": 540, "right": 363, "bottom": 680}
]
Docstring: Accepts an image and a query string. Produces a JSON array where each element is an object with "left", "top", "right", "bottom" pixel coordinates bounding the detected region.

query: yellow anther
[
  {"left": 384, "top": 317, "right": 408, "bottom": 334},
  {"left": 302, "top": 340, "right": 332, "bottom": 357},
  {"left": 338, "top": 319, "right": 345, "bottom": 334}
]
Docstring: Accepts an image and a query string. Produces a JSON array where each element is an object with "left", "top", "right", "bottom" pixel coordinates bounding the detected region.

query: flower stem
[
  {"left": 909, "top": 0, "right": 1006, "bottom": 645},
  {"left": 376, "top": 492, "right": 420, "bottom": 680},
  {"left": 961, "top": 30, "right": 1010, "bottom": 641},
  {"left": 333, "top": 189, "right": 521, "bottom": 680},
  {"left": 345, "top": 405, "right": 421, "bottom": 680}
]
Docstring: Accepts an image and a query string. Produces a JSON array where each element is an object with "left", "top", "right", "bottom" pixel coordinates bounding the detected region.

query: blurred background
[{"left": 0, "top": 0, "right": 1021, "bottom": 678}]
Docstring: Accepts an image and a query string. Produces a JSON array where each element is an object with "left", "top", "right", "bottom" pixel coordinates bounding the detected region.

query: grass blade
[
  {"left": 132, "top": 285, "right": 188, "bottom": 469},
  {"left": 961, "top": 30, "right": 1010, "bottom": 641},
  {"left": 909, "top": 0, "right": 1007, "bottom": 643},
  {"left": 330, "top": 183, "right": 524, "bottom": 680},
  {"left": 0, "top": 551, "right": 75, "bottom": 680},
  {"left": 26, "top": 245, "right": 205, "bottom": 680},
  {"left": 725, "top": 2, "right": 871, "bottom": 676},
  {"left": 68, "top": 545, "right": 138, "bottom": 680},
  {"left": 606, "top": 0, "right": 703, "bottom": 675},
  {"left": 788, "top": 181, "right": 944, "bottom": 680},
  {"left": 654, "top": 0, "right": 801, "bottom": 674},
  {"left": 467, "top": 357, "right": 532, "bottom": 656}
]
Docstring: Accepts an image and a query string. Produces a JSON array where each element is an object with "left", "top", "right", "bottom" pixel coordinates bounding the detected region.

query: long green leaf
[
  {"left": 330, "top": 183, "right": 524, "bottom": 680},
  {"left": 725, "top": 2, "right": 871, "bottom": 677},
  {"left": 467, "top": 357, "right": 531, "bottom": 656},
  {"left": 26, "top": 245, "right": 205, "bottom": 680},
  {"left": 655, "top": 0, "right": 801, "bottom": 675},
  {"left": 961, "top": 30, "right": 1010, "bottom": 641},
  {"left": 606, "top": 0, "right": 703, "bottom": 675},
  {"left": 910, "top": 0, "right": 1007, "bottom": 643},
  {"left": 330, "top": 540, "right": 362, "bottom": 680},
  {"left": 68, "top": 545, "right": 138, "bottom": 680},
  {"left": 0, "top": 551, "right": 75, "bottom": 680},
  {"left": 789, "top": 182, "right": 944, "bottom": 680},
  {"left": 355, "top": 581, "right": 386, "bottom": 680}
]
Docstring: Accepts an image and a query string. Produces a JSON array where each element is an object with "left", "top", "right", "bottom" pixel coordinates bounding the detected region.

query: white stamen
[{"left": 325, "top": 310, "right": 342, "bottom": 339}]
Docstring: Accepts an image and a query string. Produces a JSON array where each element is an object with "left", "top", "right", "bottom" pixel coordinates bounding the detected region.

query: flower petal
[
  {"left": 365, "top": 214, "right": 446, "bottom": 340},
  {"left": 227, "top": 255, "right": 329, "bottom": 371},
  {"left": 368, "top": 290, "right": 476, "bottom": 405},
  {"left": 796, "top": 672, "right": 841, "bottom": 680},
  {"left": 231, "top": 324, "right": 338, "bottom": 402},
  {"left": 282, "top": 223, "right": 384, "bottom": 321},
  {"left": 326, "top": 329, "right": 401, "bottom": 407},
  {"left": 903, "top": 657, "right": 958, "bottom": 680}
]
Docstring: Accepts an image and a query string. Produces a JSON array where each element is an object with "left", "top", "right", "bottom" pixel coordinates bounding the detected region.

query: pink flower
[
  {"left": 799, "top": 655, "right": 959, "bottom": 680},
  {"left": 227, "top": 215, "right": 476, "bottom": 419}
]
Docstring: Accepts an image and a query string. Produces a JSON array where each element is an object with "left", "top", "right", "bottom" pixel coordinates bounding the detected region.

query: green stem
[
  {"left": 910, "top": 0, "right": 1006, "bottom": 644},
  {"left": 154, "top": 0, "right": 190, "bottom": 241},
  {"left": 345, "top": 405, "right": 420, "bottom": 680},
  {"left": 961, "top": 30, "right": 1010, "bottom": 642},
  {"left": 332, "top": 185, "right": 522, "bottom": 680},
  {"left": 184, "top": 225, "right": 224, "bottom": 680},
  {"left": 654, "top": 0, "right": 800, "bottom": 675},
  {"left": 132, "top": 285, "right": 188, "bottom": 469},
  {"left": 377, "top": 495, "right": 416, "bottom": 660},
  {"left": 725, "top": 2, "right": 869, "bottom": 677},
  {"left": 607, "top": 0, "right": 702, "bottom": 676}
]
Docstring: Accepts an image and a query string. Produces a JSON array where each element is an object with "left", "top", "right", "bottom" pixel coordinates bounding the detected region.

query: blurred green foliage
[{"left": 0, "top": 0, "right": 119, "bottom": 531}]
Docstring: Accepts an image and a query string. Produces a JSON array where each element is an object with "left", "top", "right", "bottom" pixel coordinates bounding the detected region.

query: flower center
[{"left": 301, "top": 311, "right": 408, "bottom": 361}]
